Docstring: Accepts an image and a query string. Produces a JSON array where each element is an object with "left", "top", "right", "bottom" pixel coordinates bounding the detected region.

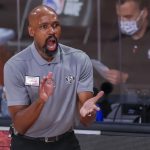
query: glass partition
[{"left": 99, "top": 0, "right": 150, "bottom": 126}]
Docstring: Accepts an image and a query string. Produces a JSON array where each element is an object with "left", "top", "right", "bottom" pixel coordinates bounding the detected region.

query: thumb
[{"left": 92, "top": 91, "right": 104, "bottom": 103}]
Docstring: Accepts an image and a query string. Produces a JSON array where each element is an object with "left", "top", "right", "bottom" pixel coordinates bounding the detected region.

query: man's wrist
[{"left": 37, "top": 98, "right": 46, "bottom": 106}]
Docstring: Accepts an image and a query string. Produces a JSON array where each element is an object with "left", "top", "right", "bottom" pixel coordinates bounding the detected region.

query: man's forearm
[{"left": 10, "top": 99, "right": 45, "bottom": 135}]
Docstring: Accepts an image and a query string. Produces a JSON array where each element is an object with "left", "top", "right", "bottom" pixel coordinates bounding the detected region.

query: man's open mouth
[{"left": 46, "top": 35, "right": 58, "bottom": 51}]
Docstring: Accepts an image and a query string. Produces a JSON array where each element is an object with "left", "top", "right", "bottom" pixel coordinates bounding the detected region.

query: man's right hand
[
  {"left": 39, "top": 72, "right": 55, "bottom": 102},
  {"left": 8, "top": 72, "right": 56, "bottom": 135},
  {"left": 105, "top": 69, "right": 128, "bottom": 85}
]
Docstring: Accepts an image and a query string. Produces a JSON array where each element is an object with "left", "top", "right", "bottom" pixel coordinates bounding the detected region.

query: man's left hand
[{"left": 80, "top": 91, "right": 104, "bottom": 118}]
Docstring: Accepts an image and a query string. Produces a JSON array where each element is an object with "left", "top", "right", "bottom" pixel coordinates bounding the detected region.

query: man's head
[
  {"left": 116, "top": 0, "right": 149, "bottom": 39},
  {"left": 28, "top": 5, "right": 61, "bottom": 60}
]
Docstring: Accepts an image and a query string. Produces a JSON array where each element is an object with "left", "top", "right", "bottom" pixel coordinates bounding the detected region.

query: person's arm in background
[
  {"left": 78, "top": 91, "right": 104, "bottom": 126},
  {"left": 100, "top": 38, "right": 129, "bottom": 85},
  {"left": 105, "top": 69, "right": 128, "bottom": 85}
]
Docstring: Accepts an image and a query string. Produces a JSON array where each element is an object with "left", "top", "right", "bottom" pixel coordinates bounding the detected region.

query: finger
[
  {"left": 89, "top": 105, "right": 100, "bottom": 113},
  {"left": 92, "top": 91, "right": 104, "bottom": 103},
  {"left": 80, "top": 110, "right": 87, "bottom": 117},
  {"left": 47, "top": 72, "right": 53, "bottom": 79},
  {"left": 88, "top": 110, "right": 96, "bottom": 117},
  {"left": 95, "top": 105, "right": 100, "bottom": 111}
]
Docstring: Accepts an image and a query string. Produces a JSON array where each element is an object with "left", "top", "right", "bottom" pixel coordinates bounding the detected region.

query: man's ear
[{"left": 28, "top": 27, "right": 34, "bottom": 37}]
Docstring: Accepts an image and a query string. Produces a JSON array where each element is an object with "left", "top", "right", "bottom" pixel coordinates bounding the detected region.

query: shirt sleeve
[
  {"left": 4, "top": 61, "right": 30, "bottom": 106},
  {"left": 77, "top": 53, "right": 93, "bottom": 93}
]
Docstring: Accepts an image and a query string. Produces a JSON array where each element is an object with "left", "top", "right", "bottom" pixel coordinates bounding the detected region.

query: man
[
  {"left": 4, "top": 5, "right": 104, "bottom": 150},
  {"left": 104, "top": 0, "right": 149, "bottom": 85},
  {"left": 102, "top": 0, "right": 150, "bottom": 122}
]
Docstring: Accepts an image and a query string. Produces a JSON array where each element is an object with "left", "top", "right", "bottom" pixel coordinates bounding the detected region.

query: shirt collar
[{"left": 31, "top": 42, "right": 61, "bottom": 65}]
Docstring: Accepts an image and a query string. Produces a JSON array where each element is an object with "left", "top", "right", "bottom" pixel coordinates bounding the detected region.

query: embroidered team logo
[{"left": 65, "top": 75, "right": 75, "bottom": 84}]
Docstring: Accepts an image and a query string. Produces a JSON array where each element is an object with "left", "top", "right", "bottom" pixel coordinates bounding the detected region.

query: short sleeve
[
  {"left": 77, "top": 53, "right": 93, "bottom": 93},
  {"left": 4, "top": 62, "right": 30, "bottom": 106}
]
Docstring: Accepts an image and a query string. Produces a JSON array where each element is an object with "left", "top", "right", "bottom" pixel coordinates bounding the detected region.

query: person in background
[
  {"left": 0, "top": 28, "right": 15, "bottom": 87},
  {"left": 4, "top": 5, "right": 104, "bottom": 150},
  {"left": 101, "top": 0, "right": 150, "bottom": 123},
  {"left": 0, "top": 28, "right": 15, "bottom": 116},
  {"left": 1, "top": 87, "right": 10, "bottom": 118},
  {"left": 104, "top": 0, "right": 149, "bottom": 85}
]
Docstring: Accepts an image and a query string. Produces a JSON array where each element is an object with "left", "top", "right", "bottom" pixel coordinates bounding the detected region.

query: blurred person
[
  {"left": 100, "top": 0, "right": 150, "bottom": 122},
  {"left": 104, "top": 0, "right": 149, "bottom": 86},
  {"left": 4, "top": 5, "right": 104, "bottom": 150},
  {"left": 1, "top": 87, "right": 10, "bottom": 118},
  {"left": 0, "top": 28, "right": 15, "bottom": 117},
  {"left": 0, "top": 28, "right": 15, "bottom": 86}
]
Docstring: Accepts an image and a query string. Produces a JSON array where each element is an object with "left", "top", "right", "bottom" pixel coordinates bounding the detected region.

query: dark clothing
[
  {"left": 10, "top": 131, "right": 80, "bottom": 150},
  {"left": 102, "top": 26, "right": 150, "bottom": 92},
  {"left": 102, "top": 27, "right": 150, "bottom": 123}
]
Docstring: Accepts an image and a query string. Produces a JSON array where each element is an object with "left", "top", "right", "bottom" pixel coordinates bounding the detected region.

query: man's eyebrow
[
  {"left": 119, "top": 14, "right": 133, "bottom": 19},
  {"left": 53, "top": 21, "right": 60, "bottom": 24}
]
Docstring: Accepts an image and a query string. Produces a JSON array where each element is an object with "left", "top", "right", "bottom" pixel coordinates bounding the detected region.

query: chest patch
[{"left": 25, "top": 76, "right": 40, "bottom": 86}]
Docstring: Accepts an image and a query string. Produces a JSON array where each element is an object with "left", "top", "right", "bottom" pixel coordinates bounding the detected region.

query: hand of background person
[
  {"left": 105, "top": 69, "right": 128, "bottom": 85},
  {"left": 39, "top": 72, "right": 55, "bottom": 102},
  {"left": 80, "top": 91, "right": 104, "bottom": 118}
]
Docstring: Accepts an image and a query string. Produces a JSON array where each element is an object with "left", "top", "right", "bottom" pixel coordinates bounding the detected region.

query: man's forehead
[
  {"left": 29, "top": 8, "right": 58, "bottom": 25},
  {"left": 31, "top": 7, "right": 56, "bottom": 18},
  {"left": 38, "top": 15, "right": 58, "bottom": 24},
  {"left": 116, "top": 1, "right": 140, "bottom": 16}
]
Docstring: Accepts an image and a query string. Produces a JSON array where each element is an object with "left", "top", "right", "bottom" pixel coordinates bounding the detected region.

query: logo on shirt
[{"left": 65, "top": 75, "right": 75, "bottom": 84}]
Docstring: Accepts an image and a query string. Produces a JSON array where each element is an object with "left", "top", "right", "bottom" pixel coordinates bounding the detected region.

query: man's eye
[
  {"left": 40, "top": 25, "right": 48, "bottom": 29},
  {"left": 53, "top": 23, "right": 60, "bottom": 28}
]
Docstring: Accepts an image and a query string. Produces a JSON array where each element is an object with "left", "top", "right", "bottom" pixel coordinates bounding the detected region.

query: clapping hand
[{"left": 39, "top": 72, "right": 55, "bottom": 102}]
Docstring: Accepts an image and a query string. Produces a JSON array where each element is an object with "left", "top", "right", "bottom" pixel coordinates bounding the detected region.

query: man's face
[
  {"left": 116, "top": 1, "right": 141, "bottom": 21},
  {"left": 116, "top": 1, "right": 148, "bottom": 36},
  {"left": 28, "top": 8, "right": 61, "bottom": 59}
]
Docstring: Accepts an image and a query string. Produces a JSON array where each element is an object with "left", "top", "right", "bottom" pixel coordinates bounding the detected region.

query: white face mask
[{"left": 119, "top": 10, "right": 144, "bottom": 36}]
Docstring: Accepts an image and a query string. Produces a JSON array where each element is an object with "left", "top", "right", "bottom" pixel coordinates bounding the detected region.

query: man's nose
[{"left": 48, "top": 26, "right": 55, "bottom": 35}]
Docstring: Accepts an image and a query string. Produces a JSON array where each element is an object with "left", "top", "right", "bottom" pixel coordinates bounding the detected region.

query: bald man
[{"left": 4, "top": 5, "right": 104, "bottom": 150}]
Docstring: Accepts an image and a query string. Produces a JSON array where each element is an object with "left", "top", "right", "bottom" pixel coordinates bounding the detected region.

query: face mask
[{"left": 119, "top": 10, "right": 144, "bottom": 36}]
